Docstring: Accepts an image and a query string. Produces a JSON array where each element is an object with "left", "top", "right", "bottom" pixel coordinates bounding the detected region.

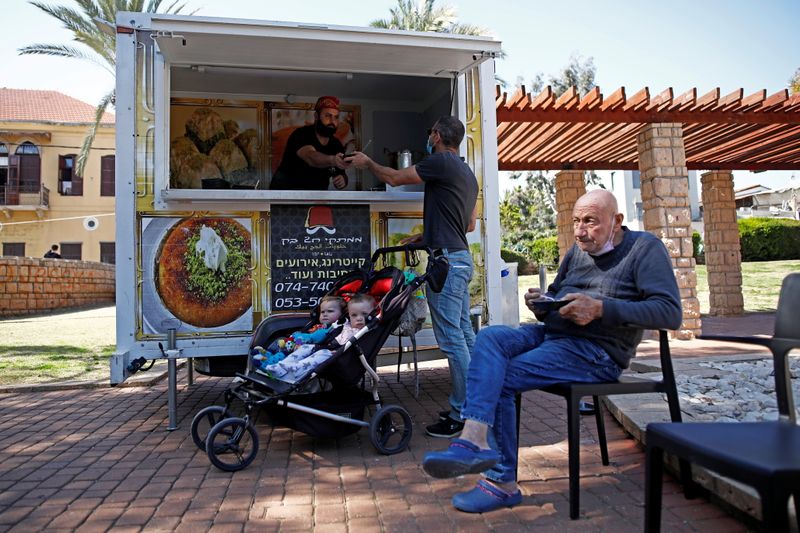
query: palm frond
[
  {"left": 17, "top": 43, "right": 114, "bottom": 75},
  {"left": 76, "top": 89, "right": 115, "bottom": 177},
  {"left": 30, "top": 2, "right": 97, "bottom": 37},
  {"left": 448, "top": 23, "right": 487, "bottom": 36}
]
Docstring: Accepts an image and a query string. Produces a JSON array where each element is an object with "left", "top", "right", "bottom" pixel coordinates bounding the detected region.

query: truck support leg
[{"left": 167, "top": 328, "right": 178, "bottom": 431}]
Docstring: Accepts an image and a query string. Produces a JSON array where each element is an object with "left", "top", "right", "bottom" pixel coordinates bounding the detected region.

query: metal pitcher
[{"left": 397, "top": 149, "right": 413, "bottom": 169}]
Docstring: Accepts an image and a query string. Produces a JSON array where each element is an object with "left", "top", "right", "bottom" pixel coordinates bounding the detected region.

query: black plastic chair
[
  {"left": 516, "top": 329, "right": 691, "bottom": 519},
  {"left": 645, "top": 273, "right": 800, "bottom": 533}
]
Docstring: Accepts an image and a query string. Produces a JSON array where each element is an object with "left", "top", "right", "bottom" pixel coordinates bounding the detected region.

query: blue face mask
[{"left": 426, "top": 136, "right": 434, "bottom": 154}]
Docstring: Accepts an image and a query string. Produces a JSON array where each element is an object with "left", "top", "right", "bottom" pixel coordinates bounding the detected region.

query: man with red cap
[{"left": 270, "top": 96, "right": 351, "bottom": 190}]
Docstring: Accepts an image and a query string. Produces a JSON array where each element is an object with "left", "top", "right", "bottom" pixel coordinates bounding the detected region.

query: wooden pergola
[
  {"left": 496, "top": 86, "right": 800, "bottom": 171},
  {"left": 495, "top": 85, "right": 800, "bottom": 338}
]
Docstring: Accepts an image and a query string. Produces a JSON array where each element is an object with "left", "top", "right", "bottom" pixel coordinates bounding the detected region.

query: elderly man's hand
[
  {"left": 524, "top": 288, "right": 551, "bottom": 321},
  {"left": 523, "top": 288, "right": 543, "bottom": 312},
  {"left": 559, "top": 293, "right": 603, "bottom": 326},
  {"left": 331, "top": 174, "right": 347, "bottom": 189}
]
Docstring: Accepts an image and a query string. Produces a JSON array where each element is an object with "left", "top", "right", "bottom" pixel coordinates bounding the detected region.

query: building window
[
  {"left": 100, "top": 242, "right": 115, "bottom": 264},
  {"left": 58, "top": 154, "right": 83, "bottom": 196},
  {"left": 100, "top": 155, "right": 115, "bottom": 196},
  {"left": 60, "top": 242, "right": 82, "bottom": 261},
  {"left": 0, "top": 144, "right": 8, "bottom": 203},
  {"left": 631, "top": 170, "right": 641, "bottom": 189},
  {"left": 2, "top": 242, "right": 25, "bottom": 256},
  {"left": 14, "top": 142, "right": 41, "bottom": 193}
]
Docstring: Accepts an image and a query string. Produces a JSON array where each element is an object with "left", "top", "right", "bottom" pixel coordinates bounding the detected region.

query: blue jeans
[
  {"left": 461, "top": 324, "right": 622, "bottom": 483},
  {"left": 426, "top": 249, "right": 475, "bottom": 419}
]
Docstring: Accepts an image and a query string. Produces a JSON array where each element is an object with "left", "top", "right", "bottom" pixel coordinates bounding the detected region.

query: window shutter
[
  {"left": 19, "top": 154, "right": 41, "bottom": 193},
  {"left": 6, "top": 155, "right": 20, "bottom": 205},
  {"left": 71, "top": 155, "right": 83, "bottom": 196},
  {"left": 60, "top": 242, "right": 82, "bottom": 261},
  {"left": 101, "top": 155, "right": 115, "bottom": 196},
  {"left": 58, "top": 155, "right": 67, "bottom": 195}
]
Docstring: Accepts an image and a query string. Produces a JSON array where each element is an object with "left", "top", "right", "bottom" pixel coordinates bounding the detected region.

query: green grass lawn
[
  {"left": 518, "top": 259, "right": 799, "bottom": 322},
  {"left": 0, "top": 344, "right": 115, "bottom": 386},
  {"left": 0, "top": 306, "right": 116, "bottom": 387}
]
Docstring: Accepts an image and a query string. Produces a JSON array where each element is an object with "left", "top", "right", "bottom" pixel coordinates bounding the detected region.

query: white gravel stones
[{"left": 674, "top": 356, "right": 800, "bottom": 422}]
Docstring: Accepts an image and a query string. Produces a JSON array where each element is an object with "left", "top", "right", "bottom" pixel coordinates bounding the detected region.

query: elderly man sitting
[{"left": 422, "top": 189, "right": 682, "bottom": 513}]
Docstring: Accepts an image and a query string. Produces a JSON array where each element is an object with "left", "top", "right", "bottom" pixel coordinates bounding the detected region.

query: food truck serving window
[{"left": 149, "top": 14, "right": 501, "bottom": 77}]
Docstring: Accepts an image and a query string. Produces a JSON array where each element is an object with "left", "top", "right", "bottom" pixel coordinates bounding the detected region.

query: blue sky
[{"left": 1, "top": 0, "right": 798, "bottom": 189}]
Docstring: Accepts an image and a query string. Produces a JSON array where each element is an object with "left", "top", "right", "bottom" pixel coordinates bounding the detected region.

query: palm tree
[
  {"left": 19, "top": 0, "right": 195, "bottom": 176},
  {"left": 370, "top": 0, "right": 487, "bottom": 36},
  {"left": 370, "top": 0, "right": 506, "bottom": 85}
]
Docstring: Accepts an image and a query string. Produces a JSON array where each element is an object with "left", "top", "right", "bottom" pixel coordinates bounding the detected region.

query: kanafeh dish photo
[{"left": 155, "top": 217, "right": 252, "bottom": 328}]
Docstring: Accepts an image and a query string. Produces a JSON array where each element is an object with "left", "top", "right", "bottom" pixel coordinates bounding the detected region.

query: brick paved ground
[{"left": 0, "top": 362, "right": 751, "bottom": 532}]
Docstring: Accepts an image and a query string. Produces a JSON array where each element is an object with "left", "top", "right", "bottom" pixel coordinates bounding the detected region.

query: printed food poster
[
  {"left": 141, "top": 216, "right": 254, "bottom": 334},
  {"left": 270, "top": 205, "right": 370, "bottom": 311},
  {"left": 169, "top": 102, "right": 261, "bottom": 189}
]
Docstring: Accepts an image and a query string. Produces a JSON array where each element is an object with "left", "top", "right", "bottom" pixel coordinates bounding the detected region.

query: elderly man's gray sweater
[{"left": 544, "top": 228, "right": 682, "bottom": 368}]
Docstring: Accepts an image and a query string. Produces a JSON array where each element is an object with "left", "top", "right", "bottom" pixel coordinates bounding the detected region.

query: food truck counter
[{"left": 158, "top": 189, "right": 424, "bottom": 210}]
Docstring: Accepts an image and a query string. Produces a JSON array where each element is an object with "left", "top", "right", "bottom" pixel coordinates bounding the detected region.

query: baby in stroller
[
  {"left": 251, "top": 295, "right": 346, "bottom": 369},
  {"left": 254, "top": 293, "right": 377, "bottom": 383}
]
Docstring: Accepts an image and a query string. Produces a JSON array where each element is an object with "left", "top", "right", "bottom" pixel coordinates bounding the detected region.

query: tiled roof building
[{"left": 0, "top": 88, "right": 114, "bottom": 125}]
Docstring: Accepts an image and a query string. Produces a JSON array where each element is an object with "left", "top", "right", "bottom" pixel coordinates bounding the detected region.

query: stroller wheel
[
  {"left": 191, "top": 406, "right": 231, "bottom": 452},
  {"left": 369, "top": 405, "right": 413, "bottom": 455},
  {"left": 206, "top": 418, "right": 259, "bottom": 472}
]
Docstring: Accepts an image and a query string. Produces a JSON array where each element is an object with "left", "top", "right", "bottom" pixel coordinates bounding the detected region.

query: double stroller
[{"left": 190, "top": 244, "right": 448, "bottom": 471}]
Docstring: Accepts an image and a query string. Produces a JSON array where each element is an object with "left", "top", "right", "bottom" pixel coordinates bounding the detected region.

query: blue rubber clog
[
  {"left": 452, "top": 479, "right": 522, "bottom": 513},
  {"left": 421, "top": 438, "right": 500, "bottom": 479}
]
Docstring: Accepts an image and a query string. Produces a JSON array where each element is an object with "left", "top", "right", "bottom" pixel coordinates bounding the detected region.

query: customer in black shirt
[{"left": 348, "top": 116, "right": 479, "bottom": 438}]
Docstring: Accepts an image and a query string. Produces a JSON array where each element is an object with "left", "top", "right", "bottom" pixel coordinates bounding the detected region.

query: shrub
[
  {"left": 501, "top": 248, "right": 532, "bottom": 274},
  {"left": 738, "top": 217, "right": 800, "bottom": 261},
  {"left": 692, "top": 231, "right": 705, "bottom": 265},
  {"left": 530, "top": 236, "right": 559, "bottom": 268}
]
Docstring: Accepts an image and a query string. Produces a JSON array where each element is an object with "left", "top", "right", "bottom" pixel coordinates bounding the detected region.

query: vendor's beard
[{"left": 315, "top": 120, "right": 337, "bottom": 138}]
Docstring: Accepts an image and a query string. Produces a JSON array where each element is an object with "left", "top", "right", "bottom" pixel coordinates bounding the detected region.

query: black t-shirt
[
  {"left": 270, "top": 124, "right": 346, "bottom": 190},
  {"left": 415, "top": 151, "right": 478, "bottom": 251},
  {"left": 44, "top": 251, "right": 61, "bottom": 258}
]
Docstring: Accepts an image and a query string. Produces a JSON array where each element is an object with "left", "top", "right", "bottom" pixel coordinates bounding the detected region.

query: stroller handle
[{"left": 370, "top": 244, "right": 433, "bottom": 266}]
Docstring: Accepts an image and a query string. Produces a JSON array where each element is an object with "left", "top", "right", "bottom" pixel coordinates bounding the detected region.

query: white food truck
[{"left": 111, "top": 12, "right": 504, "bottom": 387}]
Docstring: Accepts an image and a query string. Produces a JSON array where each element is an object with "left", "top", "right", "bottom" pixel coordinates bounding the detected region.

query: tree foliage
[
  {"left": 501, "top": 55, "right": 601, "bottom": 251},
  {"left": 19, "top": 0, "right": 195, "bottom": 175},
  {"left": 790, "top": 67, "right": 800, "bottom": 95},
  {"left": 370, "top": 0, "right": 487, "bottom": 35}
]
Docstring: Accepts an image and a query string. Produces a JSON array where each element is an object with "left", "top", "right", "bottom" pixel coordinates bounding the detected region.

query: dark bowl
[{"left": 201, "top": 178, "right": 231, "bottom": 189}]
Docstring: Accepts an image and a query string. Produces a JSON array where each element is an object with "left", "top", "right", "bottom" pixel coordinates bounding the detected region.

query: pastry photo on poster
[
  {"left": 169, "top": 101, "right": 262, "bottom": 190},
  {"left": 140, "top": 216, "right": 254, "bottom": 335}
]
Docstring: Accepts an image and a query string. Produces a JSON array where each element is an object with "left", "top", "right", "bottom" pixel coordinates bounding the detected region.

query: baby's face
[
  {"left": 347, "top": 302, "right": 373, "bottom": 330},
  {"left": 319, "top": 301, "right": 342, "bottom": 326}
]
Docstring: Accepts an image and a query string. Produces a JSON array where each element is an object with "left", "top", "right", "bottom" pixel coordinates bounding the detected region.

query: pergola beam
[{"left": 496, "top": 108, "right": 800, "bottom": 125}]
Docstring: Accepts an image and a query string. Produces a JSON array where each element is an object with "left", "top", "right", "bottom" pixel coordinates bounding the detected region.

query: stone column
[
  {"left": 554, "top": 170, "right": 586, "bottom": 261},
  {"left": 637, "top": 123, "right": 701, "bottom": 339},
  {"left": 701, "top": 171, "right": 744, "bottom": 316}
]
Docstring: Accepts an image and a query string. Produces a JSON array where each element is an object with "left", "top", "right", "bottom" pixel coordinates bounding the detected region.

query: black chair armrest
[{"left": 697, "top": 334, "right": 772, "bottom": 347}]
